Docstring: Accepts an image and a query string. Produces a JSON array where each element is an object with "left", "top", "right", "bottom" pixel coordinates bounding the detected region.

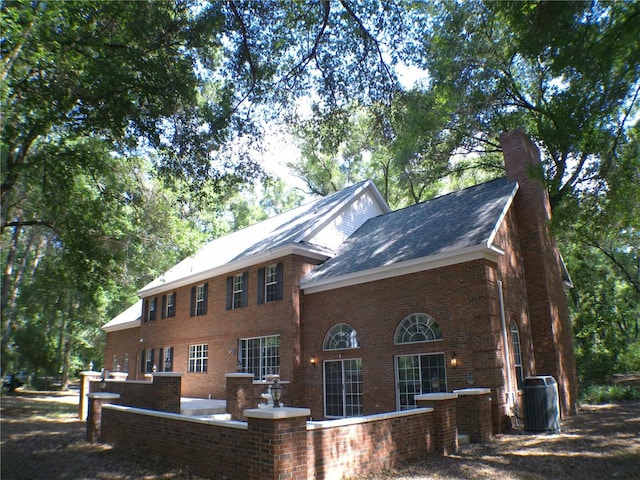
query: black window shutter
[
  {"left": 159, "top": 348, "right": 164, "bottom": 371},
  {"left": 190, "top": 287, "right": 196, "bottom": 317},
  {"left": 242, "top": 272, "right": 249, "bottom": 307},
  {"left": 276, "top": 262, "right": 284, "bottom": 301},
  {"left": 150, "top": 348, "right": 154, "bottom": 372},
  {"left": 202, "top": 283, "right": 208, "bottom": 315},
  {"left": 142, "top": 299, "right": 148, "bottom": 322},
  {"left": 226, "top": 277, "right": 233, "bottom": 310},
  {"left": 172, "top": 291, "right": 176, "bottom": 316},
  {"left": 257, "top": 268, "right": 265, "bottom": 304},
  {"left": 141, "top": 349, "right": 145, "bottom": 372},
  {"left": 161, "top": 295, "right": 166, "bottom": 319}
]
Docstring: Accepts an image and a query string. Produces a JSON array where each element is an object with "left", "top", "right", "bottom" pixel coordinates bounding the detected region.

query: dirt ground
[{"left": 1, "top": 391, "right": 639, "bottom": 480}]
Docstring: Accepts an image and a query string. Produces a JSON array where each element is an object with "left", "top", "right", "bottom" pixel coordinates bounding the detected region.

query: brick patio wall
[
  {"left": 101, "top": 406, "right": 250, "bottom": 479},
  {"left": 92, "top": 373, "right": 491, "bottom": 479},
  {"left": 89, "top": 372, "right": 181, "bottom": 413},
  {"left": 98, "top": 404, "right": 437, "bottom": 480},
  {"left": 453, "top": 388, "right": 493, "bottom": 443},
  {"left": 307, "top": 409, "right": 435, "bottom": 479}
]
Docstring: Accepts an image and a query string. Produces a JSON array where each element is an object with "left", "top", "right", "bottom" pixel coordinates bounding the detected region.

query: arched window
[
  {"left": 395, "top": 313, "right": 442, "bottom": 344},
  {"left": 510, "top": 321, "right": 524, "bottom": 389},
  {"left": 123, "top": 354, "right": 129, "bottom": 374},
  {"left": 323, "top": 323, "right": 359, "bottom": 350},
  {"left": 112, "top": 354, "right": 118, "bottom": 372}
]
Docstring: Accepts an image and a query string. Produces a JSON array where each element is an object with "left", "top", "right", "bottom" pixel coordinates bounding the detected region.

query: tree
[
  {"left": 1, "top": 148, "right": 207, "bottom": 382},
  {"left": 284, "top": 1, "right": 640, "bottom": 383},
  {"left": 1, "top": 0, "right": 237, "bottom": 378},
  {"left": 415, "top": 0, "right": 640, "bottom": 209},
  {"left": 563, "top": 127, "right": 640, "bottom": 384},
  {"left": 3, "top": 0, "right": 638, "bottom": 385}
]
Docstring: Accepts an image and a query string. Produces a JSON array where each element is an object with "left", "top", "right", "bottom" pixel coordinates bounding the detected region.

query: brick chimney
[{"left": 500, "top": 129, "right": 578, "bottom": 416}]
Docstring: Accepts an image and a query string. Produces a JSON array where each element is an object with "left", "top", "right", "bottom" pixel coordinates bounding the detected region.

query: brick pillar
[
  {"left": 151, "top": 372, "right": 182, "bottom": 413},
  {"left": 416, "top": 393, "right": 458, "bottom": 455},
  {"left": 245, "top": 407, "right": 310, "bottom": 480},
  {"left": 79, "top": 371, "right": 101, "bottom": 420},
  {"left": 453, "top": 388, "right": 493, "bottom": 443},
  {"left": 86, "top": 392, "right": 120, "bottom": 443},
  {"left": 226, "top": 373, "right": 256, "bottom": 420}
]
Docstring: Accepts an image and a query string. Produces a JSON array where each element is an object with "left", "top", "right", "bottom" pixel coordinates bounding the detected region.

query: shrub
[{"left": 580, "top": 384, "right": 640, "bottom": 404}]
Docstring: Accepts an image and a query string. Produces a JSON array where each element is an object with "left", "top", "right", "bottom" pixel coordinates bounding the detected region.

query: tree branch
[{"left": 338, "top": 0, "right": 395, "bottom": 87}]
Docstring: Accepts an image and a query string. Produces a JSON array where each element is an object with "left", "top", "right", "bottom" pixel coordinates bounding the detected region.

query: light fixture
[
  {"left": 451, "top": 353, "right": 458, "bottom": 368},
  {"left": 310, "top": 357, "right": 317, "bottom": 366},
  {"left": 430, "top": 372, "right": 440, "bottom": 392},
  {"left": 270, "top": 377, "right": 282, "bottom": 408}
]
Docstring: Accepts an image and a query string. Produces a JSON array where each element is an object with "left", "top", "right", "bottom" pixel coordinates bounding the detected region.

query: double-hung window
[
  {"left": 149, "top": 298, "right": 156, "bottom": 321},
  {"left": 162, "top": 292, "right": 176, "bottom": 318},
  {"left": 226, "top": 273, "right": 248, "bottom": 309},
  {"left": 265, "top": 265, "right": 278, "bottom": 301},
  {"left": 190, "top": 283, "right": 208, "bottom": 316},
  {"left": 142, "top": 348, "right": 155, "bottom": 373},
  {"left": 144, "top": 297, "right": 157, "bottom": 322},
  {"left": 257, "top": 263, "right": 283, "bottom": 304},
  {"left": 160, "top": 347, "right": 173, "bottom": 372},
  {"left": 188, "top": 344, "right": 208, "bottom": 373},
  {"left": 510, "top": 321, "right": 524, "bottom": 390}
]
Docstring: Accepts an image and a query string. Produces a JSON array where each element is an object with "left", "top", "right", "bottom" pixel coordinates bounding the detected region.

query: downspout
[{"left": 498, "top": 280, "right": 515, "bottom": 412}]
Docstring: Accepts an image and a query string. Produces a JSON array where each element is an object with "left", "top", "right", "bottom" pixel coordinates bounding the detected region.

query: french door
[
  {"left": 396, "top": 353, "right": 446, "bottom": 410},
  {"left": 324, "top": 359, "right": 363, "bottom": 418}
]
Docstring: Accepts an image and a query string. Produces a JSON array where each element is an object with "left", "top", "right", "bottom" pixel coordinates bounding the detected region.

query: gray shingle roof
[
  {"left": 301, "top": 177, "right": 518, "bottom": 285},
  {"left": 137, "top": 179, "right": 387, "bottom": 296}
]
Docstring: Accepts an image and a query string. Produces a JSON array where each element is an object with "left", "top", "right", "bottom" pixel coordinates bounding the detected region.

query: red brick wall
[
  {"left": 300, "top": 259, "right": 519, "bottom": 420},
  {"left": 99, "top": 404, "right": 436, "bottom": 480},
  {"left": 134, "top": 254, "right": 321, "bottom": 399},
  {"left": 454, "top": 390, "right": 493, "bottom": 443},
  {"left": 89, "top": 373, "right": 181, "bottom": 413},
  {"left": 101, "top": 407, "right": 250, "bottom": 479},
  {"left": 307, "top": 410, "right": 434, "bottom": 478},
  {"left": 103, "top": 326, "right": 144, "bottom": 380}
]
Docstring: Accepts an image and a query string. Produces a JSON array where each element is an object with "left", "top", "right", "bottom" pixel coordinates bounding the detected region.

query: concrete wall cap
[
  {"left": 244, "top": 407, "right": 311, "bottom": 419},
  {"left": 452, "top": 388, "right": 491, "bottom": 395},
  {"left": 87, "top": 392, "right": 121, "bottom": 400},
  {"left": 152, "top": 372, "right": 183, "bottom": 377},
  {"left": 307, "top": 407, "right": 433, "bottom": 430},
  {"left": 225, "top": 372, "right": 255, "bottom": 378},
  {"left": 415, "top": 393, "right": 458, "bottom": 401}
]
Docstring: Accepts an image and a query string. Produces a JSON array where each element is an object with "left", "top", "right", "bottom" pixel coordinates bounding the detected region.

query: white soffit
[{"left": 102, "top": 300, "right": 142, "bottom": 332}]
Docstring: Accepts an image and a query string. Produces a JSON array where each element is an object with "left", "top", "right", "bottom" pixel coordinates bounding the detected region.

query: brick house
[{"left": 103, "top": 129, "right": 577, "bottom": 427}]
